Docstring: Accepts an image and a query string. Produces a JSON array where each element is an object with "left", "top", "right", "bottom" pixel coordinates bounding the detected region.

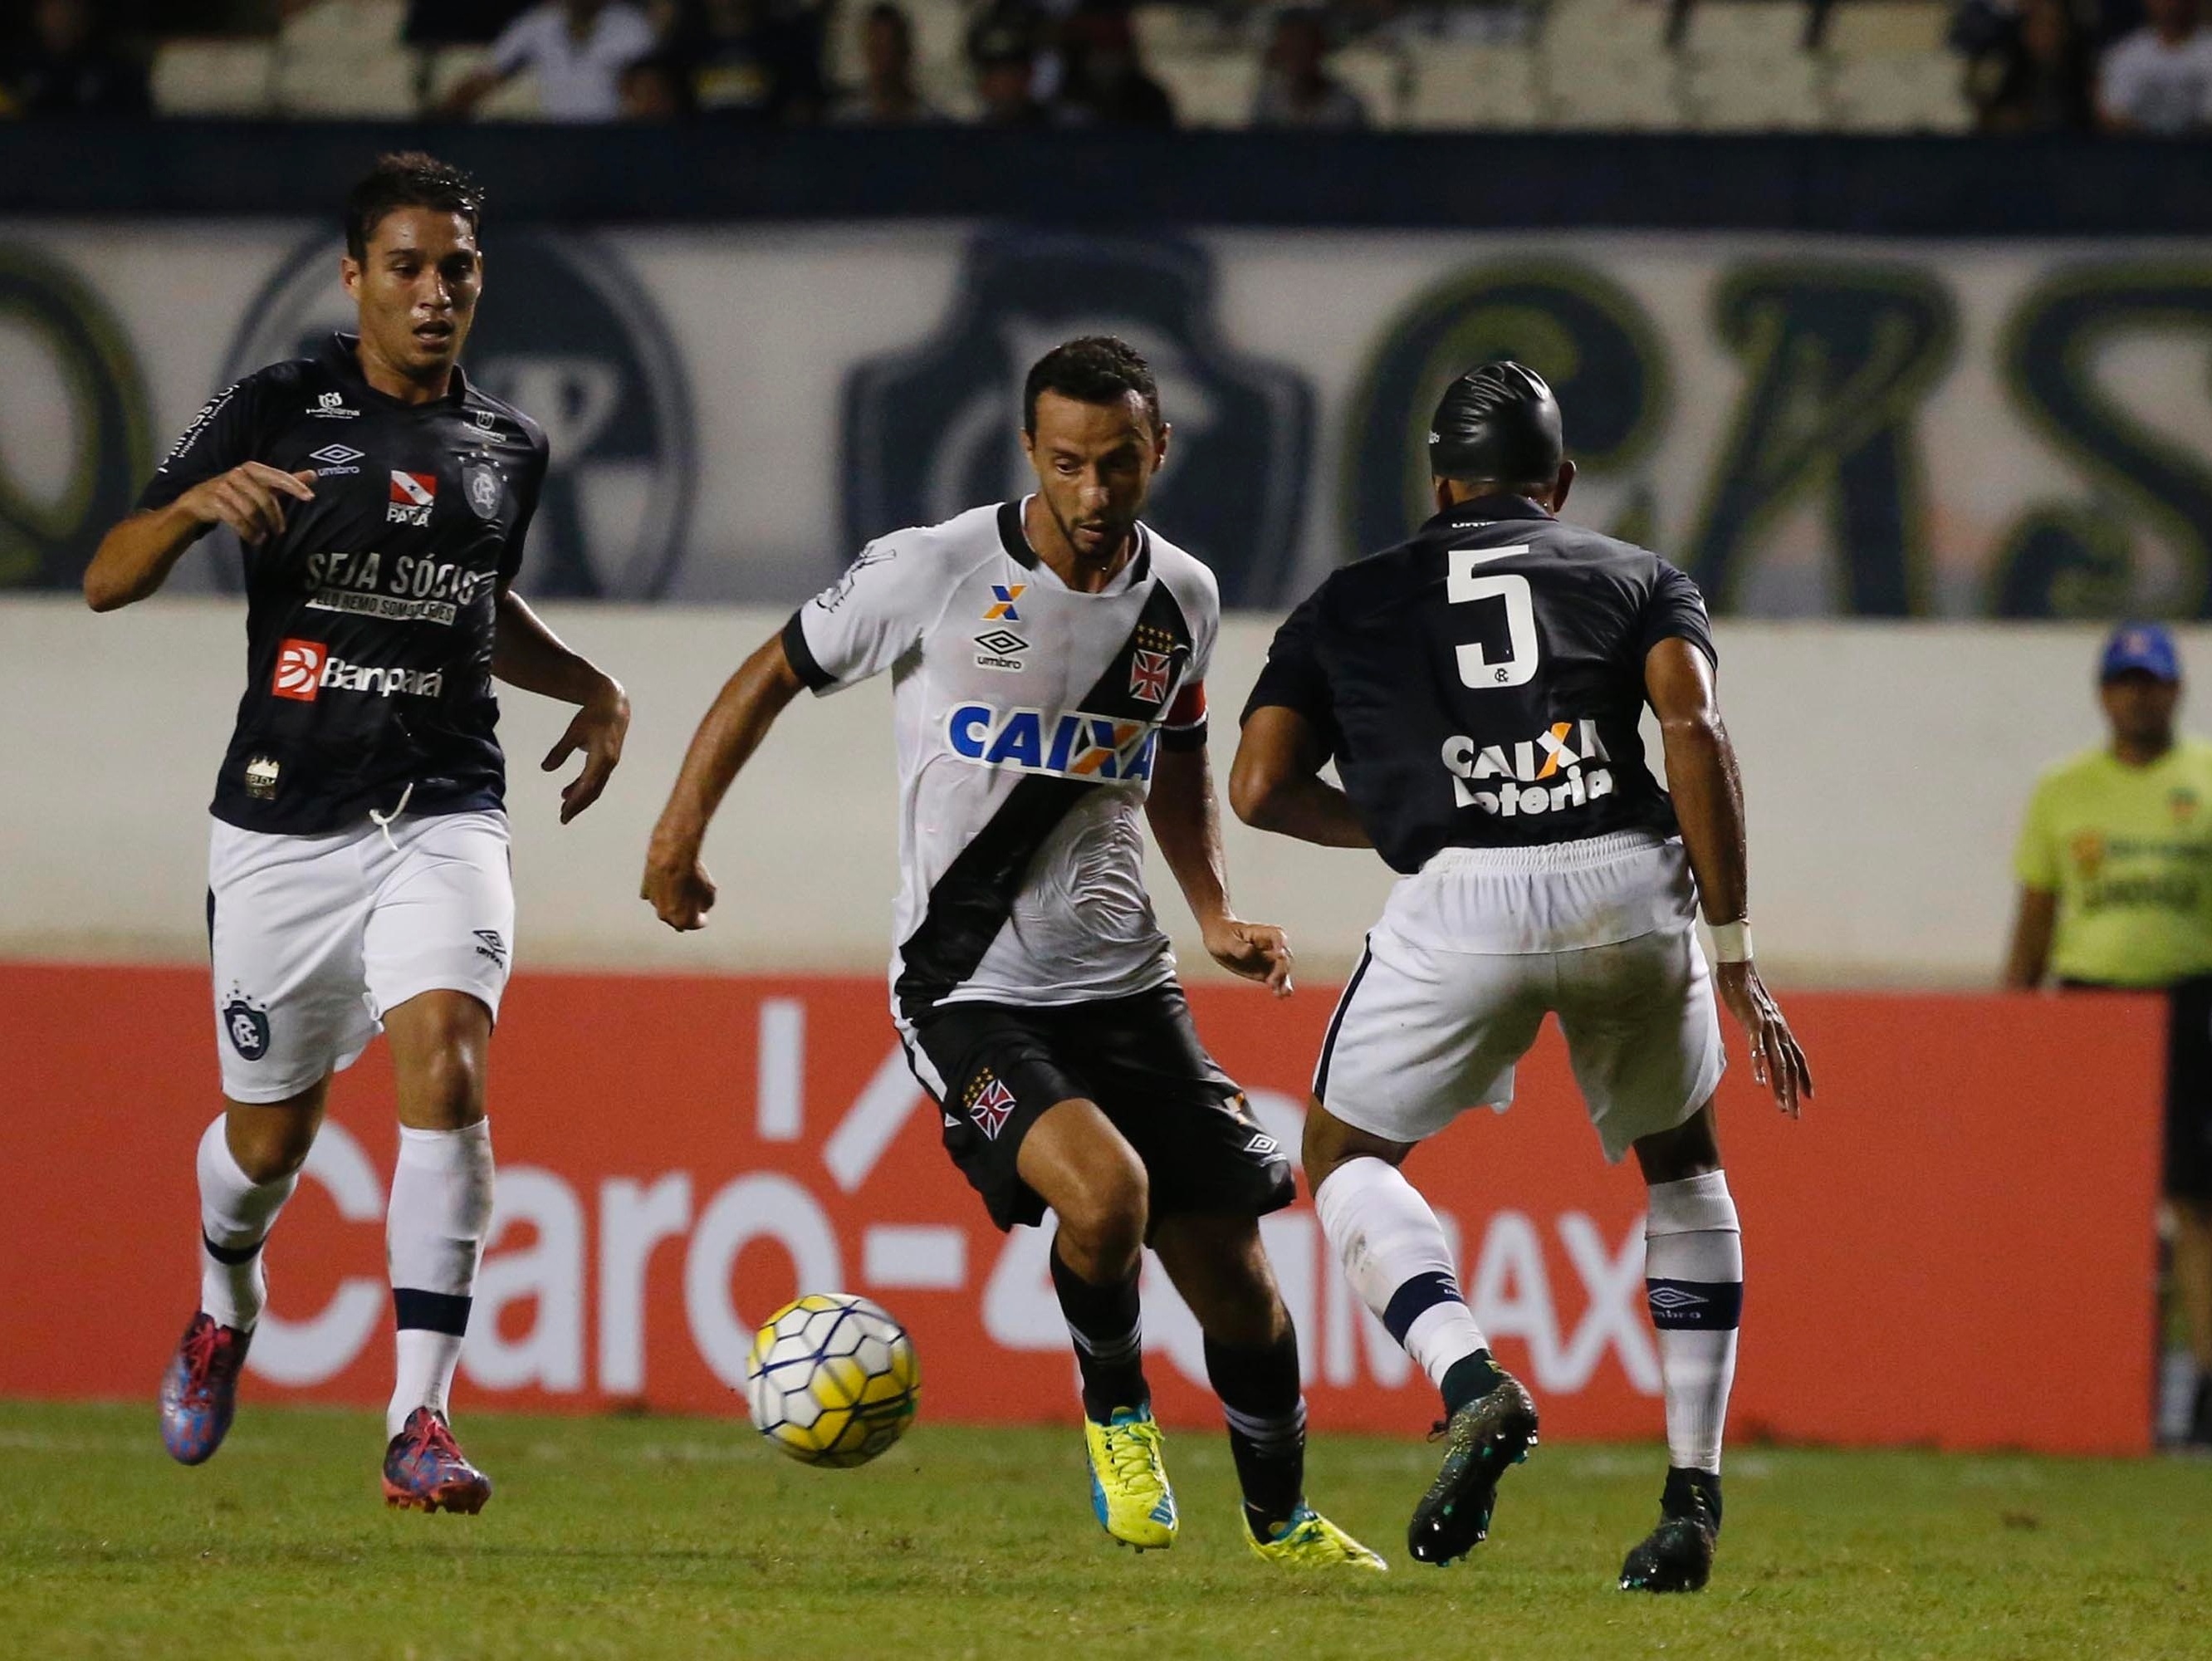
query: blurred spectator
[
  {"left": 440, "top": 0, "right": 658, "bottom": 121},
  {"left": 672, "top": 0, "right": 825, "bottom": 124},
  {"left": 3, "top": 0, "right": 150, "bottom": 117},
  {"left": 2004, "top": 624, "right": 2212, "bottom": 1448},
  {"left": 1251, "top": 7, "right": 1368, "bottom": 129},
  {"left": 1965, "top": 0, "right": 2095, "bottom": 131},
  {"left": 970, "top": 15, "right": 1051, "bottom": 125},
  {"left": 619, "top": 49, "right": 692, "bottom": 115},
  {"left": 2098, "top": 0, "right": 2212, "bottom": 132},
  {"left": 1058, "top": 2, "right": 1173, "bottom": 127},
  {"left": 829, "top": 2, "right": 940, "bottom": 125}
]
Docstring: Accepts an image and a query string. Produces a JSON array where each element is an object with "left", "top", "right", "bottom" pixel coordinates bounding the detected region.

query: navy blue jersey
[
  {"left": 1242, "top": 497, "right": 1715, "bottom": 874},
  {"left": 138, "top": 333, "right": 548, "bottom": 835}
]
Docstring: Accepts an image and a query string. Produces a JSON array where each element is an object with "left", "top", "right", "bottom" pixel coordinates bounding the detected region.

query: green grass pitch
[{"left": 2, "top": 1400, "right": 2207, "bottom": 1659}]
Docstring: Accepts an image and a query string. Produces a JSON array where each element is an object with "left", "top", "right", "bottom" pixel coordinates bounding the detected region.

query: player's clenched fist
[
  {"left": 177, "top": 462, "right": 319, "bottom": 546},
  {"left": 642, "top": 833, "right": 717, "bottom": 931}
]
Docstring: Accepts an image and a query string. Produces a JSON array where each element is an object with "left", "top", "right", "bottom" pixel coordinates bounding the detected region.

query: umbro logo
[
  {"left": 1242, "top": 1132, "right": 1281, "bottom": 1159},
  {"left": 973, "top": 629, "right": 1029, "bottom": 672},
  {"left": 308, "top": 444, "right": 364, "bottom": 465},
  {"left": 472, "top": 928, "right": 508, "bottom": 969},
  {"left": 1646, "top": 1285, "right": 1709, "bottom": 1312}
]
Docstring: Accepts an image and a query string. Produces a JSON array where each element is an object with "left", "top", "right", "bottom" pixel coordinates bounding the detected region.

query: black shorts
[
  {"left": 2165, "top": 977, "right": 2212, "bottom": 1203},
  {"left": 904, "top": 982, "right": 1297, "bottom": 1233}
]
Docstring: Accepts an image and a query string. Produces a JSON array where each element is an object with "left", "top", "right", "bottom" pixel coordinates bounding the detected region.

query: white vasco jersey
[{"left": 784, "top": 498, "right": 1216, "bottom": 1019}]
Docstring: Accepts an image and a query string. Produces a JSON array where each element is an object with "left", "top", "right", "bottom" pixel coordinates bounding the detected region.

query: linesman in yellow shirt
[{"left": 2005, "top": 623, "right": 2212, "bottom": 1446}]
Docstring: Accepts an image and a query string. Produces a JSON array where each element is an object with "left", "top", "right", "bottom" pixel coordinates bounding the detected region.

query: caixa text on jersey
[{"left": 1442, "top": 720, "right": 1617, "bottom": 818}]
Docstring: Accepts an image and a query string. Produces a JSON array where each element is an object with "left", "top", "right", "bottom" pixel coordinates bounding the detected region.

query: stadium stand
[{"left": 110, "top": 0, "right": 1989, "bottom": 132}]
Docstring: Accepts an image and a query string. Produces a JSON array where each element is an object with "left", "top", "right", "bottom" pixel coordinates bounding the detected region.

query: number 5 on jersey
[{"left": 1449, "top": 545, "right": 1539, "bottom": 689}]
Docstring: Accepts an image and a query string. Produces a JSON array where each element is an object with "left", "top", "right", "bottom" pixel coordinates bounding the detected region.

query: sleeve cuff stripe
[
  {"left": 781, "top": 610, "right": 836, "bottom": 693},
  {"left": 1159, "top": 721, "right": 1209, "bottom": 752}
]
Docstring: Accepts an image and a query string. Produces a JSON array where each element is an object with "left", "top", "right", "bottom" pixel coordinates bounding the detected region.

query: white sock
[
  {"left": 1645, "top": 1171, "right": 1743, "bottom": 1474},
  {"left": 197, "top": 1115, "right": 297, "bottom": 1331},
  {"left": 1315, "top": 1155, "right": 1490, "bottom": 1393},
  {"left": 385, "top": 1120, "right": 496, "bottom": 1438}
]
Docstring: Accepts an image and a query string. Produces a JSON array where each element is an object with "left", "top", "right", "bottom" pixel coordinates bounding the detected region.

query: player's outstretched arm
[
  {"left": 641, "top": 630, "right": 806, "bottom": 932},
  {"left": 1228, "top": 705, "right": 1372, "bottom": 849},
  {"left": 491, "top": 588, "right": 630, "bottom": 824},
  {"left": 83, "top": 463, "right": 317, "bottom": 612},
  {"left": 1646, "top": 636, "right": 1813, "bottom": 1116},
  {"left": 1147, "top": 740, "right": 1294, "bottom": 997}
]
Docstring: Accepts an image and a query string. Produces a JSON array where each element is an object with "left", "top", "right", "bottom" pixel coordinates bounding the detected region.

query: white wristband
[{"left": 1706, "top": 919, "right": 1753, "bottom": 963}]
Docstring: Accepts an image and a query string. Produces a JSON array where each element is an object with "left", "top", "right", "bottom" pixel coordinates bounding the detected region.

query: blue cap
[{"left": 2100, "top": 622, "right": 2181, "bottom": 684}]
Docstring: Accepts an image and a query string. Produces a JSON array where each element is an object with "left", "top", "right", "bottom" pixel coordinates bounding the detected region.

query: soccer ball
[{"left": 745, "top": 1292, "right": 920, "bottom": 1467}]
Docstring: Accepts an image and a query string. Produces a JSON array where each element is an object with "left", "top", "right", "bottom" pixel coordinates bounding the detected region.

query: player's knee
[
  {"left": 401, "top": 1041, "right": 487, "bottom": 1129},
  {"left": 229, "top": 1120, "right": 314, "bottom": 1184},
  {"left": 1058, "top": 1158, "right": 1149, "bottom": 1274}
]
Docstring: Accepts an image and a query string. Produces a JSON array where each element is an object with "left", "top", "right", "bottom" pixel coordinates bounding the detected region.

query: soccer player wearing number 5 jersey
[
  {"left": 84, "top": 154, "right": 630, "bottom": 1513},
  {"left": 644, "top": 338, "right": 1381, "bottom": 1570},
  {"left": 1231, "top": 363, "right": 1813, "bottom": 1592}
]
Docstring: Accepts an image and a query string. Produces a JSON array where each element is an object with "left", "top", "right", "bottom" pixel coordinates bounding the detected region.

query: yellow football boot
[
  {"left": 1083, "top": 1405, "right": 1178, "bottom": 1551},
  {"left": 1247, "top": 1505, "right": 1389, "bottom": 1570}
]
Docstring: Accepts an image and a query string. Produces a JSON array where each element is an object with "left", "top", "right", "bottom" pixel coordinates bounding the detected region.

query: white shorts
[
  {"left": 1313, "top": 831, "right": 1725, "bottom": 1163},
  {"left": 208, "top": 810, "right": 514, "bottom": 1103}
]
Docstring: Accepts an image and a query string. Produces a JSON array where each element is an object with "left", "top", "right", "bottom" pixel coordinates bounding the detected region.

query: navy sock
[
  {"left": 1203, "top": 1331, "right": 1306, "bottom": 1537},
  {"left": 1049, "top": 1240, "right": 1148, "bottom": 1423}
]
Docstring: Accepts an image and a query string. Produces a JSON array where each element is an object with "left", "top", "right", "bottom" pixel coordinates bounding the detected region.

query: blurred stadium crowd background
[{"left": 6, "top": 0, "right": 2212, "bottom": 135}]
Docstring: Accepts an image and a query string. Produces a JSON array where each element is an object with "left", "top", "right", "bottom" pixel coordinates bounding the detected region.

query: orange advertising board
[{"left": 0, "top": 966, "right": 2165, "bottom": 1453}]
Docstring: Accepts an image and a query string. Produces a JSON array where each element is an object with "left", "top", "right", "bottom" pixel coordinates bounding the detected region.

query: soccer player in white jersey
[
  {"left": 644, "top": 337, "right": 1382, "bottom": 1569},
  {"left": 1231, "top": 363, "right": 1813, "bottom": 1591},
  {"left": 84, "top": 154, "right": 630, "bottom": 1512}
]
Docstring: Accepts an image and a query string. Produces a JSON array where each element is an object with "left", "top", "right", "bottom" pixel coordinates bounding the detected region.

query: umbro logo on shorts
[
  {"left": 472, "top": 929, "right": 508, "bottom": 969},
  {"left": 388, "top": 470, "right": 437, "bottom": 526}
]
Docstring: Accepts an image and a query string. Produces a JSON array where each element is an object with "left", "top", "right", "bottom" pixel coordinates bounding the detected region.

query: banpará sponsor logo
[
  {"left": 946, "top": 703, "right": 1159, "bottom": 782},
  {"left": 1443, "top": 718, "right": 1616, "bottom": 817},
  {"left": 269, "top": 637, "right": 445, "bottom": 703}
]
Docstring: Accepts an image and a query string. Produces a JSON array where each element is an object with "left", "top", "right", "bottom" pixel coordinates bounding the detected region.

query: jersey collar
[
  {"left": 321, "top": 331, "right": 472, "bottom": 409},
  {"left": 997, "top": 497, "right": 1152, "bottom": 589},
  {"left": 1423, "top": 494, "right": 1556, "bottom": 532}
]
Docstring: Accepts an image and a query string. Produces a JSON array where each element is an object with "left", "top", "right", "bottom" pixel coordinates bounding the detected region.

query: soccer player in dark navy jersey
[
  {"left": 1231, "top": 362, "right": 1812, "bottom": 1593},
  {"left": 84, "top": 153, "right": 630, "bottom": 1513}
]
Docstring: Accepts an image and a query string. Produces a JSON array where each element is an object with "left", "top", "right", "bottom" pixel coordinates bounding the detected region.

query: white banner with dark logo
[{"left": 2, "top": 220, "right": 2208, "bottom": 615}]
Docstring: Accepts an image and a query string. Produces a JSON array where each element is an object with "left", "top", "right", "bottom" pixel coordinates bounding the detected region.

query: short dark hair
[
  {"left": 1022, "top": 336, "right": 1162, "bottom": 436},
  {"left": 344, "top": 152, "right": 485, "bottom": 262}
]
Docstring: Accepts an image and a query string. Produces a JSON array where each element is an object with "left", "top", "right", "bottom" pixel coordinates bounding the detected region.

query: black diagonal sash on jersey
[{"left": 895, "top": 572, "right": 1193, "bottom": 1022}]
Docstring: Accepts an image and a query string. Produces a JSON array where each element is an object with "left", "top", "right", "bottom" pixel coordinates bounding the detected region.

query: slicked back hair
[
  {"left": 1022, "top": 336, "right": 1162, "bottom": 437},
  {"left": 343, "top": 152, "right": 486, "bottom": 262}
]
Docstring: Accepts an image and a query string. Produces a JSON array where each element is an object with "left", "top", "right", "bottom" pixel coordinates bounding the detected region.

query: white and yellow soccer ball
[{"left": 745, "top": 1293, "right": 920, "bottom": 1467}]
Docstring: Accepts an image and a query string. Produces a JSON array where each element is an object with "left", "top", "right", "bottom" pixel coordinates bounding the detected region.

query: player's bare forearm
[
  {"left": 83, "top": 506, "right": 204, "bottom": 612},
  {"left": 1147, "top": 742, "right": 1295, "bottom": 994},
  {"left": 493, "top": 589, "right": 629, "bottom": 823},
  {"left": 1229, "top": 705, "right": 1372, "bottom": 848},
  {"left": 492, "top": 589, "right": 620, "bottom": 707},
  {"left": 642, "top": 631, "right": 804, "bottom": 931},
  {"left": 650, "top": 633, "right": 801, "bottom": 851},
  {"left": 1146, "top": 742, "right": 1235, "bottom": 927},
  {"left": 1647, "top": 639, "right": 1747, "bottom": 924},
  {"left": 2003, "top": 886, "right": 2058, "bottom": 990},
  {"left": 87, "top": 462, "right": 316, "bottom": 612}
]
